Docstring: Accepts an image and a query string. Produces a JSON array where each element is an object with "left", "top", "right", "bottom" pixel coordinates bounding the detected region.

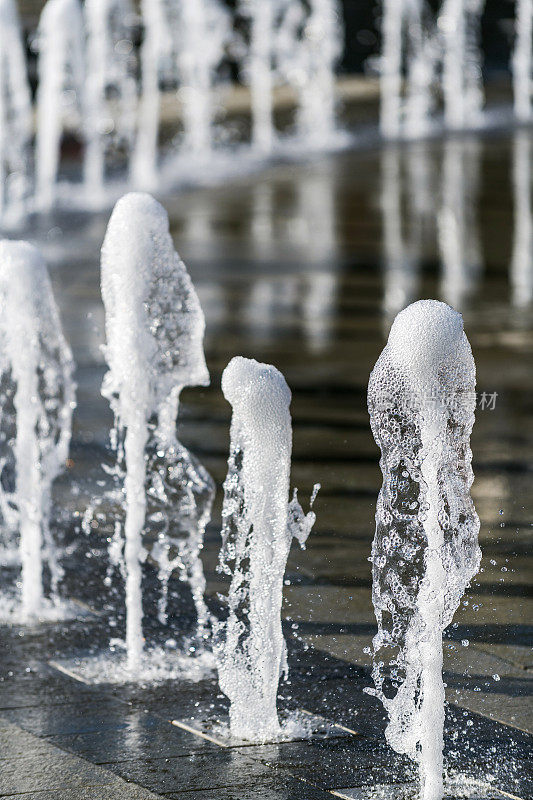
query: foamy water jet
[
  {"left": 215, "top": 356, "right": 319, "bottom": 742},
  {"left": 100, "top": 192, "right": 213, "bottom": 676},
  {"left": 367, "top": 300, "right": 481, "bottom": 800},
  {"left": 0, "top": 240, "right": 75, "bottom": 621}
]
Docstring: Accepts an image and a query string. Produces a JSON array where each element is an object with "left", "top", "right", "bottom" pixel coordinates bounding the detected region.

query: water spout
[
  {"left": 174, "top": 0, "right": 231, "bottom": 159},
  {"left": 0, "top": 240, "right": 75, "bottom": 621},
  {"left": 0, "top": 0, "right": 32, "bottom": 225},
  {"left": 35, "top": 0, "right": 85, "bottom": 212},
  {"left": 100, "top": 192, "right": 212, "bottom": 675},
  {"left": 83, "top": 0, "right": 137, "bottom": 201},
  {"left": 296, "top": 0, "right": 342, "bottom": 148},
  {"left": 439, "top": 0, "right": 485, "bottom": 130},
  {"left": 512, "top": 0, "right": 533, "bottom": 122},
  {"left": 367, "top": 299, "right": 481, "bottom": 800},
  {"left": 242, "top": 0, "right": 276, "bottom": 154},
  {"left": 215, "top": 356, "right": 318, "bottom": 741},
  {"left": 131, "top": 0, "right": 171, "bottom": 189}
]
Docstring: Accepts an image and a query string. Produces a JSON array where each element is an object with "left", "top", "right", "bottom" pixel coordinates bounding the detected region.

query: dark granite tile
[{"left": 162, "top": 776, "right": 335, "bottom": 800}]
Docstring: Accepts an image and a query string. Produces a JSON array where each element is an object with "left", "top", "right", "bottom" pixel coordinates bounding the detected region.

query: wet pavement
[{"left": 1, "top": 129, "right": 532, "bottom": 798}]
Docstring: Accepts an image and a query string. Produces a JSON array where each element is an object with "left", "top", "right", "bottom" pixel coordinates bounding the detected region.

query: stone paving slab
[
  {"left": 0, "top": 718, "right": 160, "bottom": 799},
  {"left": 299, "top": 634, "right": 533, "bottom": 735},
  {"left": 162, "top": 781, "right": 335, "bottom": 800}
]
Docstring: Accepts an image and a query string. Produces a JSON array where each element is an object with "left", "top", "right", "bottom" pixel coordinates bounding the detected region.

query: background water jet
[
  {"left": 34, "top": 0, "right": 85, "bottom": 212},
  {"left": 83, "top": 0, "right": 137, "bottom": 201},
  {"left": 0, "top": 0, "right": 32, "bottom": 224}
]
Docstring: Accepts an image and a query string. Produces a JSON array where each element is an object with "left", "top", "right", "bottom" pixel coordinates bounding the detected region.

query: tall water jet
[
  {"left": 379, "top": 0, "right": 406, "bottom": 138},
  {"left": 0, "top": 0, "right": 32, "bottom": 225},
  {"left": 131, "top": 0, "right": 172, "bottom": 189},
  {"left": 240, "top": 0, "right": 278, "bottom": 154},
  {"left": 174, "top": 0, "right": 230, "bottom": 159},
  {"left": 101, "top": 192, "right": 213, "bottom": 675},
  {"left": 83, "top": 0, "right": 137, "bottom": 200},
  {"left": 34, "top": 0, "right": 85, "bottom": 212},
  {"left": 439, "top": 0, "right": 485, "bottom": 130},
  {"left": 404, "top": 0, "right": 436, "bottom": 139},
  {"left": 511, "top": 131, "right": 533, "bottom": 307},
  {"left": 512, "top": 0, "right": 533, "bottom": 122},
  {"left": 0, "top": 240, "right": 75, "bottom": 620},
  {"left": 295, "top": 0, "right": 343, "bottom": 148},
  {"left": 215, "top": 356, "right": 319, "bottom": 741},
  {"left": 367, "top": 300, "right": 480, "bottom": 800}
]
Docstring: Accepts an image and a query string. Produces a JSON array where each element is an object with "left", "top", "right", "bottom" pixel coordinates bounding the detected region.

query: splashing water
[
  {"left": 100, "top": 192, "right": 213, "bottom": 676},
  {"left": 83, "top": 0, "right": 137, "bottom": 201},
  {"left": 0, "top": 240, "right": 75, "bottom": 620},
  {"left": 367, "top": 300, "right": 481, "bottom": 800},
  {"left": 512, "top": 0, "right": 533, "bottom": 122},
  {"left": 215, "top": 356, "right": 319, "bottom": 742},
  {"left": 34, "top": 0, "right": 85, "bottom": 212},
  {"left": 0, "top": 0, "right": 32, "bottom": 225}
]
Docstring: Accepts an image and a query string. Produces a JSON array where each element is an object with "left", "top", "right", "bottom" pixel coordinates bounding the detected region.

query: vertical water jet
[
  {"left": 439, "top": 0, "right": 485, "bottom": 130},
  {"left": 83, "top": 0, "right": 137, "bottom": 200},
  {"left": 241, "top": 0, "right": 277, "bottom": 154},
  {"left": 0, "top": 240, "right": 75, "bottom": 620},
  {"left": 215, "top": 356, "right": 318, "bottom": 742},
  {"left": 367, "top": 300, "right": 480, "bottom": 800},
  {"left": 174, "top": 0, "right": 230, "bottom": 159},
  {"left": 296, "top": 0, "right": 342, "bottom": 148},
  {"left": 35, "top": 0, "right": 85, "bottom": 212},
  {"left": 0, "top": 0, "right": 32, "bottom": 225},
  {"left": 512, "top": 0, "right": 533, "bottom": 122},
  {"left": 100, "top": 192, "right": 213, "bottom": 675},
  {"left": 131, "top": 0, "right": 171, "bottom": 188},
  {"left": 380, "top": 0, "right": 406, "bottom": 138}
]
